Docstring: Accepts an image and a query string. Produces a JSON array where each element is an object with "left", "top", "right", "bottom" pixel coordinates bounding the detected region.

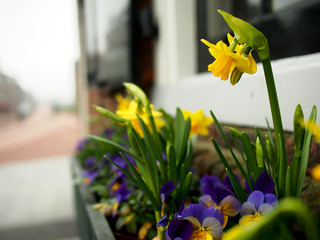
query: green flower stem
[
  {"left": 261, "top": 58, "right": 287, "bottom": 197},
  {"left": 155, "top": 211, "right": 165, "bottom": 240}
]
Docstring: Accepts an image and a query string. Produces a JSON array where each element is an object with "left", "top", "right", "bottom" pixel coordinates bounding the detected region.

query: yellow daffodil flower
[
  {"left": 300, "top": 119, "right": 320, "bottom": 182},
  {"left": 300, "top": 119, "right": 320, "bottom": 143},
  {"left": 182, "top": 109, "right": 213, "bottom": 137},
  {"left": 115, "top": 93, "right": 131, "bottom": 110},
  {"left": 311, "top": 164, "right": 320, "bottom": 182},
  {"left": 201, "top": 36, "right": 256, "bottom": 82},
  {"left": 116, "top": 100, "right": 165, "bottom": 137}
]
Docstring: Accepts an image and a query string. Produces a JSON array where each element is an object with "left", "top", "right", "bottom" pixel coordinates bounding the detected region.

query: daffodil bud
[
  {"left": 93, "top": 105, "right": 129, "bottom": 124},
  {"left": 255, "top": 137, "right": 264, "bottom": 169},
  {"left": 218, "top": 9, "right": 269, "bottom": 60},
  {"left": 123, "top": 82, "right": 149, "bottom": 109},
  {"left": 266, "top": 135, "right": 278, "bottom": 176},
  {"left": 230, "top": 68, "right": 243, "bottom": 85},
  {"left": 293, "top": 104, "right": 305, "bottom": 157}
]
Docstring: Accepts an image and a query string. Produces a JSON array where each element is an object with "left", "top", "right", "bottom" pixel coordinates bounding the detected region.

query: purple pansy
[
  {"left": 84, "top": 156, "right": 96, "bottom": 168},
  {"left": 181, "top": 204, "right": 224, "bottom": 240},
  {"left": 246, "top": 171, "right": 275, "bottom": 194},
  {"left": 200, "top": 175, "right": 224, "bottom": 192},
  {"left": 160, "top": 181, "right": 176, "bottom": 215},
  {"left": 112, "top": 183, "right": 132, "bottom": 217},
  {"left": 76, "top": 137, "right": 90, "bottom": 151},
  {"left": 82, "top": 167, "right": 99, "bottom": 185},
  {"left": 200, "top": 177, "right": 241, "bottom": 229},
  {"left": 166, "top": 218, "right": 193, "bottom": 240},
  {"left": 239, "top": 190, "right": 277, "bottom": 225}
]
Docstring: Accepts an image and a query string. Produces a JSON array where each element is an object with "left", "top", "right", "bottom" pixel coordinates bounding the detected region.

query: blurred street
[
  {"left": 0, "top": 106, "right": 80, "bottom": 240},
  {"left": 0, "top": 105, "right": 79, "bottom": 163}
]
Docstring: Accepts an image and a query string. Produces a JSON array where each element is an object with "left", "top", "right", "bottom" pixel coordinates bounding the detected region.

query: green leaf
[
  {"left": 93, "top": 105, "right": 128, "bottom": 124},
  {"left": 226, "top": 168, "right": 248, "bottom": 203},
  {"left": 284, "top": 166, "right": 291, "bottom": 197},
  {"left": 119, "top": 152, "right": 160, "bottom": 210},
  {"left": 241, "top": 132, "right": 259, "bottom": 183},
  {"left": 167, "top": 143, "right": 178, "bottom": 185},
  {"left": 210, "top": 111, "right": 247, "bottom": 179},
  {"left": 211, "top": 138, "right": 247, "bottom": 202},
  {"left": 174, "top": 108, "right": 191, "bottom": 168},
  {"left": 218, "top": 9, "right": 269, "bottom": 60},
  {"left": 89, "top": 134, "right": 138, "bottom": 159},
  {"left": 296, "top": 105, "right": 317, "bottom": 197}
]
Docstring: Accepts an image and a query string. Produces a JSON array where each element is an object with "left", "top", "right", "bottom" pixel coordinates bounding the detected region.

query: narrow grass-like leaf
[
  {"left": 210, "top": 111, "right": 247, "bottom": 179},
  {"left": 119, "top": 152, "right": 160, "bottom": 210},
  {"left": 175, "top": 171, "right": 193, "bottom": 208},
  {"left": 255, "top": 128, "right": 271, "bottom": 175},
  {"left": 137, "top": 116, "right": 163, "bottom": 187},
  {"left": 89, "top": 134, "right": 138, "bottom": 159},
  {"left": 265, "top": 118, "right": 275, "bottom": 151},
  {"left": 231, "top": 134, "right": 246, "bottom": 162},
  {"left": 285, "top": 166, "right": 291, "bottom": 197},
  {"left": 277, "top": 133, "right": 286, "bottom": 198},
  {"left": 174, "top": 108, "right": 191, "bottom": 167},
  {"left": 226, "top": 168, "right": 248, "bottom": 203},
  {"left": 296, "top": 106, "right": 317, "bottom": 197},
  {"left": 167, "top": 143, "right": 178, "bottom": 185},
  {"left": 211, "top": 138, "right": 248, "bottom": 202},
  {"left": 241, "top": 132, "right": 259, "bottom": 183}
]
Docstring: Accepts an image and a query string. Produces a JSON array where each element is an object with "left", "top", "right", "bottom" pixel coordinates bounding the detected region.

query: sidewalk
[{"left": 0, "top": 106, "right": 81, "bottom": 239}]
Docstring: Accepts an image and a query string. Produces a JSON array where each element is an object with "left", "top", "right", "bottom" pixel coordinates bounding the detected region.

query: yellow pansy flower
[
  {"left": 201, "top": 35, "right": 256, "bottom": 82},
  {"left": 116, "top": 100, "right": 165, "bottom": 137},
  {"left": 182, "top": 109, "right": 213, "bottom": 137}
]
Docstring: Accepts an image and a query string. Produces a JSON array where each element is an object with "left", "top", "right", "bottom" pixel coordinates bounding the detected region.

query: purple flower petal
[
  {"left": 258, "top": 203, "right": 273, "bottom": 215},
  {"left": 223, "top": 174, "right": 240, "bottom": 190},
  {"left": 253, "top": 172, "right": 275, "bottom": 194},
  {"left": 247, "top": 190, "right": 264, "bottom": 210},
  {"left": 264, "top": 193, "right": 278, "bottom": 206},
  {"left": 181, "top": 204, "right": 208, "bottom": 224},
  {"left": 214, "top": 186, "right": 235, "bottom": 203},
  {"left": 202, "top": 217, "right": 223, "bottom": 239},
  {"left": 219, "top": 195, "right": 242, "bottom": 217},
  {"left": 115, "top": 183, "right": 132, "bottom": 203},
  {"left": 240, "top": 202, "right": 257, "bottom": 217},
  {"left": 200, "top": 175, "right": 222, "bottom": 192},
  {"left": 206, "top": 207, "right": 224, "bottom": 225},
  {"left": 156, "top": 215, "right": 168, "bottom": 227},
  {"left": 200, "top": 194, "right": 217, "bottom": 208},
  {"left": 160, "top": 181, "right": 176, "bottom": 196},
  {"left": 166, "top": 218, "right": 193, "bottom": 240},
  {"left": 85, "top": 156, "right": 96, "bottom": 168}
]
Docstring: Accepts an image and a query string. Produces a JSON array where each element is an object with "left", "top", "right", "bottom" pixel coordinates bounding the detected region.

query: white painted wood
[
  {"left": 153, "top": 0, "right": 196, "bottom": 85},
  {"left": 151, "top": 52, "right": 320, "bottom": 131}
]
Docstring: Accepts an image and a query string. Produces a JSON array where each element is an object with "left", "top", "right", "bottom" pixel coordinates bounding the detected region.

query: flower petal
[
  {"left": 264, "top": 193, "right": 278, "bottom": 206},
  {"left": 239, "top": 214, "right": 260, "bottom": 225},
  {"left": 247, "top": 190, "right": 264, "bottom": 210},
  {"left": 200, "top": 194, "right": 217, "bottom": 208},
  {"left": 219, "top": 195, "right": 242, "bottom": 217},
  {"left": 207, "top": 207, "right": 224, "bottom": 225},
  {"left": 202, "top": 217, "right": 223, "bottom": 239},
  {"left": 181, "top": 204, "right": 208, "bottom": 224},
  {"left": 253, "top": 172, "right": 275, "bottom": 194},
  {"left": 240, "top": 202, "right": 257, "bottom": 217},
  {"left": 258, "top": 203, "right": 273, "bottom": 215},
  {"left": 166, "top": 218, "right": 193, "bottom": 240}
]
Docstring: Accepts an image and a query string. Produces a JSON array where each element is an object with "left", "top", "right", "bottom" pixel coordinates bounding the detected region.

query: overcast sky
[{"left": 0, "top": 0, "right": 79, "bottom": 105}]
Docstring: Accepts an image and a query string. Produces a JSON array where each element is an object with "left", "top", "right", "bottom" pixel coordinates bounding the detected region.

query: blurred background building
[{"left": 75, "top": 0, "right": 320, "bottom": 136}]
